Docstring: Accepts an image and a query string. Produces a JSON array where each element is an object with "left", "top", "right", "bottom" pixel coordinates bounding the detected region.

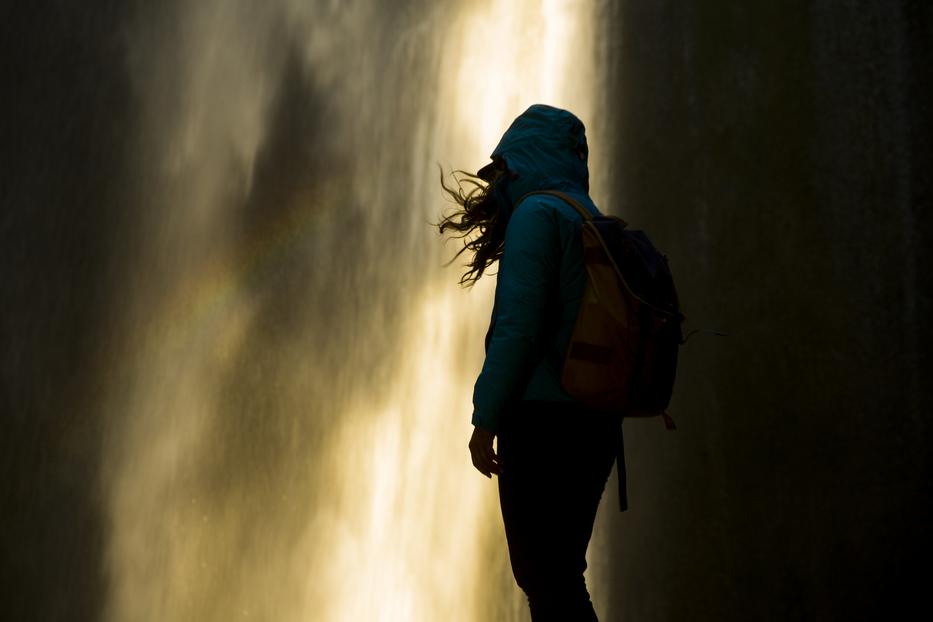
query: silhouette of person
[{"left": 439, "top": 104, "right": 623, "bottom": 621}]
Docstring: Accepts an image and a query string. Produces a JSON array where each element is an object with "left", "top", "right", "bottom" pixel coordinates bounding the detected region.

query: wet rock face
[
  {"left": 602, "top": 2, "right": 930, "bottom": 620},
  {"left": 1, "top": 4, "right": 134, "bottom": 621}
]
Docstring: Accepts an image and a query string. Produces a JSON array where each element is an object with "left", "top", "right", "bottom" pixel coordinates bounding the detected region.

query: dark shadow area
[
  {"left": 599, "top": 2, "right": 931, "bottom": 620},
  {"left": 0, "top": 2, "right": 136, "bottom": 620}
]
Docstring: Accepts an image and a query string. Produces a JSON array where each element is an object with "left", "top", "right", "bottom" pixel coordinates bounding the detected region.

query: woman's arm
[{"left": 471, "top": 197, "right": 559, "bottom": 433}]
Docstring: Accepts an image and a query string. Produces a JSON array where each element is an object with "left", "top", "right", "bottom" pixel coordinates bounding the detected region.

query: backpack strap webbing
[
  {"left": 516, "top": 190, "right": 600, "bottom": 222},
  {"left": 521, "top": 191, "right": 674, "bottom": 315}
]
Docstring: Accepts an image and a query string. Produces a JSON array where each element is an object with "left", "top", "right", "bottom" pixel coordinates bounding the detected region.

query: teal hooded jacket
[{"left": 472, "top": 105, "right": 600, "bottom": 432}]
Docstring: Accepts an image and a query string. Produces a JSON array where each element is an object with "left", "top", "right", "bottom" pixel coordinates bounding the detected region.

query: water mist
[{"left": 101, "top": 2, "right": 605, "bottom": 620}]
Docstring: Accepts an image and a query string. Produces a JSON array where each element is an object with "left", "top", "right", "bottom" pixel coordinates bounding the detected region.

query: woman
[{"left": 439, "top": 104, "right": 623, "bottom": 622}]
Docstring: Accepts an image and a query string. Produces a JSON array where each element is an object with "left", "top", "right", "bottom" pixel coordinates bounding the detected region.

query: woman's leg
[{"left": 497, "top": 401, "right": 619, "bottom": 621}]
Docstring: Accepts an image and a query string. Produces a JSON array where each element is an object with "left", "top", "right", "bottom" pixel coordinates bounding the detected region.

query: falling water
[{"left": 101, "top": 1, "right": 604, "bottom": 620}]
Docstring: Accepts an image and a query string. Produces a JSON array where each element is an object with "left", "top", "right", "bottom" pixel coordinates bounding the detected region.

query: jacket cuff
[{"left": 471, "top": 409, "right": 499, "bottom": 434}]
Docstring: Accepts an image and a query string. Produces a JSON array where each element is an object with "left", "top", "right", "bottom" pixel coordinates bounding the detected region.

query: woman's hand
[{"left": 469, "top": 426, "right": 503, "bottom": 478}]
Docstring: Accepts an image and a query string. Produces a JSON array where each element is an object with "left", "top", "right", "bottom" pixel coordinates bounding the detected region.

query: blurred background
[{"left": 1, "top": 1, "right": 929, "bottom": 620}]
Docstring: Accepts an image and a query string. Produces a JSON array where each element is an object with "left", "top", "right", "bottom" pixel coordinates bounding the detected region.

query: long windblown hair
[{"left": 437, "top": 164, "right": 511, "bottom": 286}]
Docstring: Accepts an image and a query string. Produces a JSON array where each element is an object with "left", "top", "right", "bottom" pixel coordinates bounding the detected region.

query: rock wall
[{"left": 600, "top": 2, "right": 931, "bottom": 620}]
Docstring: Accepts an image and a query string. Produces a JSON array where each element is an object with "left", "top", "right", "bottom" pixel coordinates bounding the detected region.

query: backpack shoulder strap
[{"left": 516, "top": 190, "right": 595, "bottom": 222}]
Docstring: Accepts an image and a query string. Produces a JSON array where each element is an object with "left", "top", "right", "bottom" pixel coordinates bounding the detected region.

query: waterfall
[{"left": 102, "top": 2, "right": 604, "bottom": 620}]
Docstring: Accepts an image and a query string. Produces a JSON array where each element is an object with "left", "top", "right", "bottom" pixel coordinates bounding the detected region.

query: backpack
[{"left": 527, "top": 190, "right": 684, "bottom": 429}]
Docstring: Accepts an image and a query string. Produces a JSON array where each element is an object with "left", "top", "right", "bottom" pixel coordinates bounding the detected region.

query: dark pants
[{"left": 497, "top": 400, "right": 621, "bottom": 622}]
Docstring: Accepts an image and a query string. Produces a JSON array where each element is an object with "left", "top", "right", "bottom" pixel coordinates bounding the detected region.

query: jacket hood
[{"left": 478, "top": 104, "right": 590, "bottom": 208}]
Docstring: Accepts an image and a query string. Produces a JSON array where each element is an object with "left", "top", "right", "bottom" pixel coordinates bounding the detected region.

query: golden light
[{"left": 102, "top": 2, "right": 602, "bottom": 621}]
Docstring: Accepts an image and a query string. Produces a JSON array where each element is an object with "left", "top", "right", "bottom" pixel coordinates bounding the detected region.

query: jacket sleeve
[{"left": 472, "top": 198, "right": 559, "bottom": 432}]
